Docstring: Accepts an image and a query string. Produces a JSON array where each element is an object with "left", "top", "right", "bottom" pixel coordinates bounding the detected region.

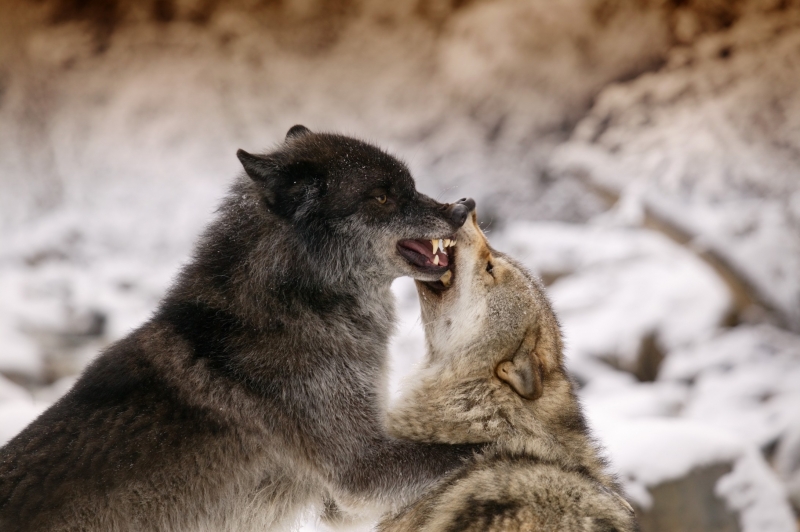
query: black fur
[{"left": 0, "top": 127, "right": 472, "bottom": 531}]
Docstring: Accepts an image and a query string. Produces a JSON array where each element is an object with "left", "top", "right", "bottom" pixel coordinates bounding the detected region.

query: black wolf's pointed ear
[
  {"left": 496, "top": 333, "right": 543, "bottom": 401},
  {"left": 286, "top": 124, "right": 311, "bottom": 141},
  {"left": 236, "top": 148, "right": 324, "bottom": 218},
  {"left": 237, "top": 149, "right": 273, "bottom": 183},
  {"left": 237, "top": 148, "right": 283, "bottom": 206}
]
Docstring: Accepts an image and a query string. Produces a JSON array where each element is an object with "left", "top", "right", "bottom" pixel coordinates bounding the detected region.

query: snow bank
[
  {"left": 0, "top": 376, "right": 45, "bottom": 446},
  {"left": 495, "top": 222, "right": 732, "bottom": 382},
  {"left": 717, "top": 447, "right": 799, "bottom": 532},
  {"left": 590, "top": 415, "right": 796, "bottom": 532},
  {"left": 661, "top": 325, "right": 800, "bottom": 449},
  {"left": 551, "top": 9, "right": 800, "bottom": 326},
  {"left": 775, "top": 416, "right": 800, "bottom": 511}
]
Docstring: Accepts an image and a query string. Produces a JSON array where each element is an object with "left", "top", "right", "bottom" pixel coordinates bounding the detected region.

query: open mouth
[{"left": 397, "top": 237, "right": 456, "bottom": 290}]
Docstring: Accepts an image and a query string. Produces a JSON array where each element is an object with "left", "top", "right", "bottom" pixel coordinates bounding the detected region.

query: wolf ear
[
  {"left": 236, "top": 148, "right": 323, "bottom": 217},
  {"left": 286, "top": 124, "right": 311, "bottom": 140},
  {"left": 496, "top": 333, "right": 544, "bottom": 401},
  {"left": 237, "top": 149, "right": 273, "bottom": 182},
  {"left": 237, "top": 149, "right": 279, "bottom": 202}
]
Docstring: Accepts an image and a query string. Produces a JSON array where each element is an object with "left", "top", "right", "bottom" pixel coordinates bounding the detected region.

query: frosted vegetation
[{"left": 1, "top": 0, "right": 799, "bottom": 530}]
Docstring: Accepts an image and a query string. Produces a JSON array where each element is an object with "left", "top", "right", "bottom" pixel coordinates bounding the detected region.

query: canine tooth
[
  {"left": 440, "top": 270, "right": 452, "bottom": 287},
  {"left": 432, "top": 239, "right": 439, "bottom": 254},
  {"left": 433, "top": 255, "right": 440, "bottom": 266}
]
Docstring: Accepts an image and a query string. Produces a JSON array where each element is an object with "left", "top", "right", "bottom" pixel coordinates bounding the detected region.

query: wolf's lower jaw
[{"left": 422, "top": 271, "right": 452, "bottom": 292}]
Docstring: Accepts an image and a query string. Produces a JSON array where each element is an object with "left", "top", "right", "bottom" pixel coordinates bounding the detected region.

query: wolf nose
[
  {"left": 456, "top": 198, "right": 476, "bottom": 211},
  {"left": 447, "top": 197, "right": 476, "bottom": 227}
]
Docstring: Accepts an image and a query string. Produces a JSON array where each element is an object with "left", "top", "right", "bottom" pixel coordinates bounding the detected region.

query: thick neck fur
[
  {"left": 388, "top": 353, "right": 619, "bottom": 491},
  {"left": 157, "top": 178, "right": 396, "bottom": 394}
]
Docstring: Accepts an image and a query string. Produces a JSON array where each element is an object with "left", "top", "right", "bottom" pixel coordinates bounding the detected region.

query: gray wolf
[
  {"left": 377, "top": 208, "right": 638, "bottom": 532},
  {"left": 0, "top": 125, "right": 475, "bottom": 531}
]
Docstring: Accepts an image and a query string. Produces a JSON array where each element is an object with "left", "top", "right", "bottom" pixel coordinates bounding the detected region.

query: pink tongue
[
  {"left": 401, "top": 240, "right": 449, "bottom": 267},
  {"left": 401, "top": 239, "right": 435, "bottom": 259}
]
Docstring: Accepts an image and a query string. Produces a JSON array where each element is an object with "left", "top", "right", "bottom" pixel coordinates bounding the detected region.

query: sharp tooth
[
  {"left": 451, "top": 238, "right": 456, "bottom": 246},
  {"left": 440, "top": 270, "right": 452, "bottom": 287},
  {"left": 432, "top": 239, "right": 438, "bottom": 254},
  {"left": 438, "top": 239, "right": 445, "bottom": 253},
  {"left": 433, "top": 255, "right": 440, "bottom": 266},
  {"left": 444, "top": 239, "right": 451, "bottom": 248}
]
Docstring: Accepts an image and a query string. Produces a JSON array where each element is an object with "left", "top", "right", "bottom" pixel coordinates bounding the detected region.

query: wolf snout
[{"left": 446, "top": 198, "right": 476, "bottom": 227}]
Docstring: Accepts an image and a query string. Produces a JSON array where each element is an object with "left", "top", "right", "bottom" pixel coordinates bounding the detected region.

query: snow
[
  {"left": 551, "top": 9, "right": 800, "bottom": 326},
  {"left": 591, "top": 417, "right": 743, "bottom": 506},
  {"left": 588, "top": 415, "right": 798, "bottom": 532},
  {"left": 387, "top": 278, "right": 427, "bottom": 405},
  {"left": 0, "top": 402, "right": 47, "bottom": 447},
  {"left": 719, "top": 448, "right": 798, "bottom": 532},
  {"left": 775, "top": 417, "right": 800, "bottom": 511},
  {"left": 494, "top": 222, "right": 732, "bottom": 381},
  {"left": 589, "top": 412, "right": 797, "bottom": 532},
  {"left": 0, "top": 375, "right": 46, "bottom": 446},
  {"left": 0, "top": 375, "right": 32, "bottom": 403},
  {"left": 660, "top": 325, "right": 800, "bottom": 449}
]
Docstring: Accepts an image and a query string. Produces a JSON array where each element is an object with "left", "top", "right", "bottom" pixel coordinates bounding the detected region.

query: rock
[{"left": 636, "top": 463, "right": 739, "bottom": 532}]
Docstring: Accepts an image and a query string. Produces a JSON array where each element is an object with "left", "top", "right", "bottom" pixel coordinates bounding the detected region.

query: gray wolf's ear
[
  {"left": 286, "top": 124, "right": 311, "bottom": 140},
  {"left": 496, "top": 333, "right": 543, "bottom": 401}
]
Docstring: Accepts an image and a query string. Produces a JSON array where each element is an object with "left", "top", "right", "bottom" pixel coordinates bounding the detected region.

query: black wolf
[{"left": 0, "top": 125, "right": 473, "bottom": 531}]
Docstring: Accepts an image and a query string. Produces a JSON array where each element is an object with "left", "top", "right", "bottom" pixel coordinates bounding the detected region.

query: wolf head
[
  {"left": 236, "top": 125, "right": 471, "bottom": 284},
  {"left": 415, "top": 209, "right": 564, "bottom": 400}
]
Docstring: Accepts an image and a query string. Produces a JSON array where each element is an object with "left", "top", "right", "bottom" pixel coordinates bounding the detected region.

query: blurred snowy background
[{"left": 1, "top": 0, "right": 799, "bottom": 530}]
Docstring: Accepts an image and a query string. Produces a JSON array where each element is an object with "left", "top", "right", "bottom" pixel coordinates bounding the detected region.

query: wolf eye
[
  {"left": 486, "top": 262, "right": 494, "bottom": 275},
  {"left": 376, "top": 194, "right": 388, "bottom": 204}
]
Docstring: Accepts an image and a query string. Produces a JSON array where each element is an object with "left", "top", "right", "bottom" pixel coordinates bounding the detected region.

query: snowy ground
[{"left": 2, "top": 0, "right": 800, "bottom": 531}]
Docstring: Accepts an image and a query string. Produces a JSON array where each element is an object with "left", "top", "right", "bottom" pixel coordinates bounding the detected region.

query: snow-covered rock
[
  {"left": 495, "top": 222, "right": 733, "bottom": 383},
  {"left": 551, "top": 9, "right": 800, "bottom": 327},
  {"left": 774, "top": 416, "right": 800, "bottom": 512},
  {"left": 660, "top": 325, "right": 800, "bottom": 450},
  {"left": 591, "top": 417, "right": 796, "bottom": 532}
]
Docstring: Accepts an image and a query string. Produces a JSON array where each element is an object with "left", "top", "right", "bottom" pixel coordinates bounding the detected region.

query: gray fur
[
  {"left": 378, "top": 211, "right": 639, "bottom": 532},
  {"left": 0, "top": 128, "right": 473, "bottom": 531}
]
